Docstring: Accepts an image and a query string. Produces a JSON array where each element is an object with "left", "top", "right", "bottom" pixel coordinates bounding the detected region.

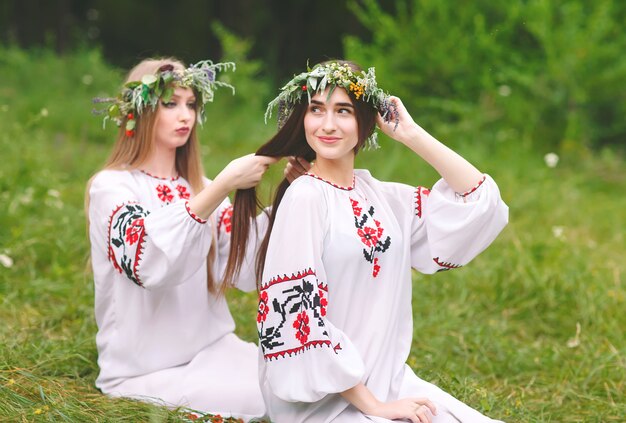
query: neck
[
  {"left": 310, "top": 155, "right": 355, "bottom": 187},
  {"left": 140, "top": 145, "right": 178, "bottom": 179}
]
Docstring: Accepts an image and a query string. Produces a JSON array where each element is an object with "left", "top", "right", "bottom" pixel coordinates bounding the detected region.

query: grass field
[{"left": 0, "top": 47, "right": 624, "bottom": 422}]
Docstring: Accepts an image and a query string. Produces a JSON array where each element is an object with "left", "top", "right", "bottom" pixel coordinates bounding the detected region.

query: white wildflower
[
  {"left": 0, "top": 254, "right": 13, "bottom": 268},
  {"left": 82, "top": 74, "right": 94, "bottom": 85},
  {"left": 551, "top": 226, "right": 564, "bottom": 239},
  {"left": 47, "top": 189, "right": 60, "bottom": 198},
  {"left": 566, "top": 322, "right": 581, "bottom": 348},
  {"left": 498, "top": 85, "right": 511, "bottom": 97},
  {"left": 20, "top": 187, "right": 34, "bottom": 205},
  {"left": 544, "top": 152, "right": 559, "bottom": 168},
  {"left": 40, "top": 108, "right": 49, "bottom": 117}
]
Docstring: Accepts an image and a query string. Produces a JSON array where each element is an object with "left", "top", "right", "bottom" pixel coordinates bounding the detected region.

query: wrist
[
  {"left": 211, "top": 172, "right": 235, "bottom": 196},
  {"left": 361, "top": 398, "right": 383, "bottom": 415},
  {"left": 397, "top": 122, "right": 422, "bottom": 145}
]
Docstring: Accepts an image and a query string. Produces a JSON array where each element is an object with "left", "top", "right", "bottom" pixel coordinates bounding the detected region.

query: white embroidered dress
[
  {"left": 257, "top": 170, "right": 509, "bottom": 423},
  {"left": 88, "top": 169, "right": 265, "bottom": 420}
]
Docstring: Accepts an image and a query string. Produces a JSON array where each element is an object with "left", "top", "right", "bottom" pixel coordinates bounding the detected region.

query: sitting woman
[
  {"left": 226, "top": 61, "right": 509, "bottom": 422},
  {"left": 87, "top": 57, "right": 280, "bottom": 420}
]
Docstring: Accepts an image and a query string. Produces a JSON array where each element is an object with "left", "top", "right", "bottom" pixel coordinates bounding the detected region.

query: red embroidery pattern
[
  {"left": 263, "top": 340, "right": 333, "bottom": 361},
  {"left": 184, "top": 201, "right": 207, "bottom": 224},
  {"left": 459, "top": 175, "right": 486, "bottom": 197},
  {"left": 293, "top": 311, "right": 311, "bottom": 344},
  {"left": 125, "top": 218, "right": 144, "bottom": 244},
  {"left": 373, "top": 257, "right": 381, "bottom": 277},
  {"left": 156, "top": 184, "right": 174, "bottom": 203},
  {"left": 305, "top": 172, "right": 354, "bottom": 191},
  {"left": 108, "top": 203, "right": 150, "bottom": 286},
  {"left": 257, "top": 291, "right": 270, "bottom": 323},
  {"left": 176, "top": 185, "right": 190, "bottom": 199},
  {"left": 258, "top": 268, "right": 334, "bottom": 361},
  {"left": 218, "top": 204, "right": 233, "bottom": 234},
  {"left": 433, "top": 257, "right": 462, "bottom": 270},
  {"left": 350, "top": 197, "right": 391, "bottom": 278},
  {"left": 107, "top": 204, "right": 126, "bottom": 274},
  {"left": 414, "top": 186, "right": 431, "bottom": 218}
]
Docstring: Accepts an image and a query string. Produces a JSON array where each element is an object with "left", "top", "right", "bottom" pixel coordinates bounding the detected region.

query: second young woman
[
  {"left": 227, "top": 61, "right": 509, "bottom": 422},
  {"left": 87, "top": 58, "right": 284, "bottom": 420}
]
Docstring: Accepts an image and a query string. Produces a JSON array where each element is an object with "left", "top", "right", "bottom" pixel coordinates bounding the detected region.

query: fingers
[
  {"left": 413, "top": 398, "right": 437, "bottom": 415},
  {"left": 284, "top": 156, "right": 311, "bottom": 184},
  {"left": 288, "top": 156, "right": 311, "bottom": 174},
  {"left": 255, "top": 154, "right": 279, "bottom": 166}
]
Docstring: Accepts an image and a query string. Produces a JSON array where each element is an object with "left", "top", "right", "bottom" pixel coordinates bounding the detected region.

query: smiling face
[
  {"left": 153, "top": 86, "right": 197, "bottom": 151},
  {"left": 303, "top": 87, "right": 359, "bottom": 164}
]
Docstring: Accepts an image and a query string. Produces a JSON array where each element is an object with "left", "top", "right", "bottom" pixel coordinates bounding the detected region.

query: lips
[
  {"left": 317, "top": 136, "right": 340, "bottom": 144},
  {"left": 175, "top": 127, "right": 190, "bottom": 135}
]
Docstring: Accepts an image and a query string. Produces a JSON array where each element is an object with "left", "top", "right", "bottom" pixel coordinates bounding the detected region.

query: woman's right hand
[
  {"left": 368, "top": 398, "right": 437, "bottom": 423},
  {"left": 214, "top": 154, "right": 277, "bottom": 191}
]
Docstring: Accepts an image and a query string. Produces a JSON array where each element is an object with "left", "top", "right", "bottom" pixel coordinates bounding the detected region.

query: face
[
  {"left": 304, "top": 87, "right": 358, "bottom": 163},
  {"left": 153, "top": 86, "right": 197, "bottom": 151}
]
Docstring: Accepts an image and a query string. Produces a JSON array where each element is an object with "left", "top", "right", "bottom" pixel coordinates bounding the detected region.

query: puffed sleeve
[
  {"left": 409, "top": 174, "right": 509, "bottom": 273},
  {"left": 257, "top": 183, "right": 365, "bottom": 402},
  {"left": 212, "top": 201, "right": 270, "bottom": 292},
  {"left": 88, "top": 171, "right": 212, "bottom": 290}
]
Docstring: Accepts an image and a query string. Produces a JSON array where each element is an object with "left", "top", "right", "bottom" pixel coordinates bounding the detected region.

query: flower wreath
[
  {"left": 93, "top": 60, "right": 235, "bottom": 137},
  {"left": 265, "top": 61, "right": 398, "bottom": 149}
]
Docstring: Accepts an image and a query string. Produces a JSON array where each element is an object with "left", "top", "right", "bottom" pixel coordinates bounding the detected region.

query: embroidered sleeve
[
  {"left": 108, "top": 203, "right": 150, "bottom": 286},
  {"left": 409, "top": 174, "right": 509, "bottom": 273},
  {"left": 258, "top": 182, "right": 364, "bottom": 402},
  {"left": 89, "top": 172, "right": 213, "bottom": 290}
]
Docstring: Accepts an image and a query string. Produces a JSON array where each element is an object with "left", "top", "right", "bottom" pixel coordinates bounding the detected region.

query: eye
[
  {"left": 161, "top": 101, "right": 176, "bottom": 108},
  {"left": 309, "top": 105, "right": 323, "bottom": 114},
  {"left": 187, "top": 102, "right": 197, "bottom": 109},
  {"left": 338, "top": 107, "right": 353, "bottom": 114}
]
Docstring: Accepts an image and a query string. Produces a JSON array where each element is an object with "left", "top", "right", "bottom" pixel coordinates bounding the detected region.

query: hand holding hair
[
  {"left": 215, "top": 154, "right": 278, "bottom": 191},
  {"left": 284, "top": 156, "right": 312, "bottom": 183},
  {"left": 189, "top": 154, "right": 276, "bottom": 220}
]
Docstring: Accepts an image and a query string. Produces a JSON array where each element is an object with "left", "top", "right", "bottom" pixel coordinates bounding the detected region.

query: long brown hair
[
  {"left": 222, "top": 60, "right": 377, "bottom": 288},
  {"left": 86, "top": 57, "right": 219, "bottom": 292}
]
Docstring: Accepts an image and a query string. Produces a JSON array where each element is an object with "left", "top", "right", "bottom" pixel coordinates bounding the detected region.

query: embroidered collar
[
  {"left": 139, "top": 169, "right": 180, "bottom": 181},
  {"left": 304, "top": 172, "right": 355, "bottom": 191}
]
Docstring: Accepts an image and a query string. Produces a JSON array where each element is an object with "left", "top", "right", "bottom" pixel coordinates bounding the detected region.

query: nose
[
  {"left": 322, "top": 110, "right": 336, "bottom": 133},
  {"left": 179, "top": 104, "right": 193, "bottom": 122}
]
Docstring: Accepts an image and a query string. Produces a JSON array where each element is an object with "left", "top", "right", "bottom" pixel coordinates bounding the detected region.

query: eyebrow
[
  {"left": 311, "top": 99, "right": 354, "bottom": 108},
  {"left": 170, "top": 93, "right": 197, "bottom": 101}
]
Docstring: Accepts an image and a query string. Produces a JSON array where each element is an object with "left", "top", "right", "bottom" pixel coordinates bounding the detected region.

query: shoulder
[
  {"left": 285, "top": 174, "right": 328, "bottom": 203},
  {"left": 355, "top": 169, "right": 414, "bottom": 195},
  {"left": 91, "top": 169, "right": 135, "bottom": 187},
  {"left": 89, "top": 169, "right": 141, "bottom": 201}
]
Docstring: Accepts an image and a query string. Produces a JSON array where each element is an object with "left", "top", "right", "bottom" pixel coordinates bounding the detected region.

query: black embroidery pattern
[
  {"left": 257, "top": 269, "right": 333, "bottom": 361},
  {"left": 108, "top": 204, "right": 150, "bottom": 286}
]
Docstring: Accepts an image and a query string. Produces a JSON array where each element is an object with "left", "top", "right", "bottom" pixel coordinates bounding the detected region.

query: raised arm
[
  {"left": 188, "top": 154, "right": 277, "bottom": 219},
  {"left": 376, "top": 96, "right": 483, "bottom": 194}
]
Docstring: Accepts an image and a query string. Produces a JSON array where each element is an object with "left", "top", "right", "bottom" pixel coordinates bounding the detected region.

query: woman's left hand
[
  {"left": 284, "top": 156, "right": 311, "bottom": 183},
  {"left": 375, "top": 96, "right": 420, "bottom": 145}
]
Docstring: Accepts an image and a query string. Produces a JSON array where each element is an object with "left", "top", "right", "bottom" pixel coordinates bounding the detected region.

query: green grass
[{"left": 1, "top": 46, "right": 625, "bottom": 422}]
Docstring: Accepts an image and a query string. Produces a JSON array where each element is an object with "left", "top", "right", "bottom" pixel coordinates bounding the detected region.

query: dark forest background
[
  {"left": 0, "top": 0, "right": 390, "bottom": 84},
  {"left": 2, "top": 0, "right": 624, "bottom": 151}
]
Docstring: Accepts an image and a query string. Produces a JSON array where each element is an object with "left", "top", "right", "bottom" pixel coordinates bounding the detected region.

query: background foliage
[{"left": 1, "top": 1, "right": 625, "bottom": 421}]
